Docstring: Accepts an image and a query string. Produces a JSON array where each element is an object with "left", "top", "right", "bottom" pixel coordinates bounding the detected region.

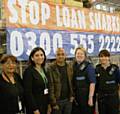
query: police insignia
[
  {"left": 109, "top": 66, "right": 116, "bottom": 75},
  {"left": 97, "top": 73, "right": 100, "bottom": 77},
  {"left": 79, "top": 63, "right": 86, "bottom": 70}
]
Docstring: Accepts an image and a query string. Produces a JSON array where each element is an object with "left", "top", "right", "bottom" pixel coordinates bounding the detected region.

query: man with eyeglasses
[{"left": 47, "top": 48, "right": 74, "bottom": 114}]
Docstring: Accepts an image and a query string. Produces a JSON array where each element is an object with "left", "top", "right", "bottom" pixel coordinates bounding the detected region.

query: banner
[
  {"left": 4, "top": 0, "right": 120, "bottom": 60},
  {"left": 5, "top": 0, "right": 120, "bottom": 34},
  {"left": 7, "top": 28, "right": 120, "bottom": 60}
]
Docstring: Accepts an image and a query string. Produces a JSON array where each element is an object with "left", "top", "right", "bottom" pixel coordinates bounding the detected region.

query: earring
[{"left": 31, "top": 58, "right": 33, "bottom": 61}]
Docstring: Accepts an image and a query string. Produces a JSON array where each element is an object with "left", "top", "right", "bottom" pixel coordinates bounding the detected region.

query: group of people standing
[{"left": 0, "top": 46, "right": 119, "bottom": 114}]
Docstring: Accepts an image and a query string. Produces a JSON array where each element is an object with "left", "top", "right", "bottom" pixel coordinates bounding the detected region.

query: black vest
[
  {"left": 96, "top": 64, "right": 118, "bottom": 93},
  {"left": 73, "top": 61, "right": 90, "bottom": 91}
]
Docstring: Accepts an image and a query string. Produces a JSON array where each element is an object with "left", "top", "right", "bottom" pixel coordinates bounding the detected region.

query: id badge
[
  {"left": 18, "top": 101, "right": 22, "bottom": 111},
  {"left": 44, "top": 88, "right": 48, "bottom": 95}
]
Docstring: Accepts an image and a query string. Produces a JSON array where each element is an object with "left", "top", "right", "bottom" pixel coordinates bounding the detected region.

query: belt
[{"left": 57, "top": 98, "right": 69, "bottom": 103}]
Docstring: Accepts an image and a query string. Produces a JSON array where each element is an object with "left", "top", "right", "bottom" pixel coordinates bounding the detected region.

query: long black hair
[{"left": 29, "top": 47, "right": 46, "bottom": 68}]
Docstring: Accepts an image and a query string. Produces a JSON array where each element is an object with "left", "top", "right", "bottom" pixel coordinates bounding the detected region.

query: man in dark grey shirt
[{"left": 47, "top": 48, "right": 74, "bottom": 114}]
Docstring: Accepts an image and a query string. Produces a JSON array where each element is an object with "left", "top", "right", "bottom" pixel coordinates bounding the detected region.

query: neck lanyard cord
[
  {"left": 3, "top": 72, "right": 13, "bottom": 84},
  {"left": 39, "top": 70, "right": 48, "bottom": 88}
]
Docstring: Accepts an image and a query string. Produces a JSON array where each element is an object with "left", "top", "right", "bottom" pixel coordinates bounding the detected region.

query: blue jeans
[{"left": 52, "top": 99, "right": 72, "bottom": 114}]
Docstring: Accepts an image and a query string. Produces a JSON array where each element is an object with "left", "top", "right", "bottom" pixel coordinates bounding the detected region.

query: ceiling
[
  {"left": 92, "top": 0, "right": 120, "bottom": 11},
  {"left": 96, "top": 0, "right": 120, "bottom": 6},
  {"left": 105, "top": 0, "right": 120, "bottom": 8},
  {"left": 107, "top": 0, "right": 120, "bottom": 5}
]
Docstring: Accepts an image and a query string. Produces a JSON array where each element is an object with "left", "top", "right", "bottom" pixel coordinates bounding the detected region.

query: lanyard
[
  {"left": 3, "top": 72, "right": 13, "bottom": 84},
  {"left": 2, "top": 72, "right": 23, "bottom": 111},
  {"left": 18, "top": 96, "right": 22, "bottom": 111},
  {"left": 39, "top": 69, "right": 48, "bottom": 88}
]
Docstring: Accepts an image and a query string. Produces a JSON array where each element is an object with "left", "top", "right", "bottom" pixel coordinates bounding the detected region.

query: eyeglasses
[{"left": 5, "top": 61, "right": 16, "bottom": 65}]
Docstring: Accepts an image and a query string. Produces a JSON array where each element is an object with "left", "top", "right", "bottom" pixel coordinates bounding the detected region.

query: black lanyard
[
  {"left": 3, "top": 72, "right": 14, "bottom": 84},
  {"left": 3, "top": 72, "right": 22, "bottom": 111}
]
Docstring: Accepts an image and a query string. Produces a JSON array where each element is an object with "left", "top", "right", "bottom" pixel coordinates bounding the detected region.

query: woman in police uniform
[
  {"left": 96, "top": 49, "right": 120, "bottom": 114},
  {"left": 72, "top": 47, "right": 96, "bottom": 114}
]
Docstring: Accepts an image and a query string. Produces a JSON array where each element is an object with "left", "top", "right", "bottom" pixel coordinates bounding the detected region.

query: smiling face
[
  {"left": 31, "top": 50, "right": 45, "bottom": 67},
  {"left": 2, "top": 58, "right": 17, "bottom": 74},
  {"left": 99, "top": 56, "right": 110, "bottom": 65},
  {"left": 29, "top": 47, "right": 46, "bottom": 67},
  {"left": 98, "top": 49, "right": 110, "bottom": 65},
  {"left": 75, "top": 48, "right": 86, "bottom": 63}
]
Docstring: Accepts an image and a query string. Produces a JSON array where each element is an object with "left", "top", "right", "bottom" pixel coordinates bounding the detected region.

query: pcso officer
[
  {"left": 96, "top": 49, "right": 120, "bottom": 114},
  {"left": 72, "top": 47, "right": 96, "bottom": 114}
]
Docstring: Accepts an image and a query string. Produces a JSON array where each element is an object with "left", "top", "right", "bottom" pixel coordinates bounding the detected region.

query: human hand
[
  {"left": 33, "top": 109, "right": 40, "bottom": 114},
  {"left": 88, "top": 96, "right": 93, "bottom": 106},
  {"left": 52, "top": 105, "right": 59, "bottom": 110},
  {"left": 70, "top": 96, "right": 74, "bottom": 103},
  {"left": 47, "top": 104, "right": 52, "bottom": 114}
]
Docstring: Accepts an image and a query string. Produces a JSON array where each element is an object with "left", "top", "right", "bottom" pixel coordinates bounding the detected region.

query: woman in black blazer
[
  {"left": 23, "top": 47, "right": 51, "bottom": 114},
  {"left": 0, "top": 55, "right": 24, "bottom": 114}
]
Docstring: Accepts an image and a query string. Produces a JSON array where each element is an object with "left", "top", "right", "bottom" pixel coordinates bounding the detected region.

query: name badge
[
  {"left": 76, "top": 76, "right": 85, "bottom": 81},
  {"left": 44, "top": 88, "right": 48, "bottom": 95},
  {"left": 18, "top": 101, "right": 22, "bottom": 111}
]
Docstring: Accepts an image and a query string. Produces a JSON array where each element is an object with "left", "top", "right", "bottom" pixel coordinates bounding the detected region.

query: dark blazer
[
  {"left": 23, "top": 65, "right": 49, "bottom": 114},
  {"left": 0, "top": 73, "right": 23, "bottom": 114}
]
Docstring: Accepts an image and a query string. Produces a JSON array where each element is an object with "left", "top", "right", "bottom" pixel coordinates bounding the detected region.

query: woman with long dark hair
[{"left": 23, "top": 47, "right": 51, "bottom": 114}]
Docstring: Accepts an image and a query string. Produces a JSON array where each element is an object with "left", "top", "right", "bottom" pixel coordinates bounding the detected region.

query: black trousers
[
  {"left": 71, "top": 91, "right": 95, "bottom": 114},
  {"left": 25, "top": 104, "right": 48, "bottom": 114},
  {"left": 98, "top": 93, "right": 119, "bottom": 114},
  {"left": 25, "top": 95, "right": 48, "bottom": 114},
  {"left": 71, "top": 101, "right": 95, "bottom": 114}
]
